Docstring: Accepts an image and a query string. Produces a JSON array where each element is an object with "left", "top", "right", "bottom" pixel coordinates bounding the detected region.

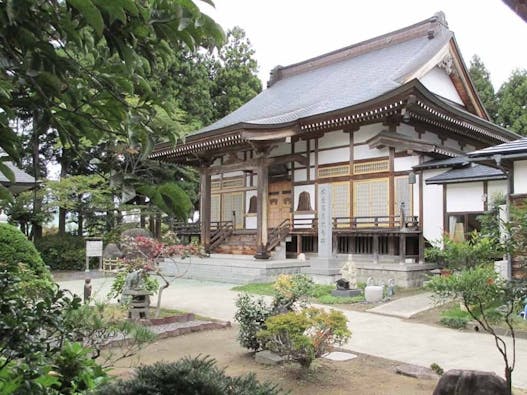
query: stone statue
[
  {"left": 83, "top": 278, "right": 92, "bottom": 304},
  {"left": 341, "top": 260, "right": 358, "bottom": 289},
  {"left": 386, "top": 279, "right": 395, "bottom": 298}
]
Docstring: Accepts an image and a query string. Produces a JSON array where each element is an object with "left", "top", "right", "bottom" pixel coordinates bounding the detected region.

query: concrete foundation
[
  {"left": 354, "top": 262, "right": 437, "bottom": 288},
  {"left": 160, "top": 255, "right": 309, "bottom": 284},
  {"left": 160, "top": 254, "right": 435, "bottom": 287}
]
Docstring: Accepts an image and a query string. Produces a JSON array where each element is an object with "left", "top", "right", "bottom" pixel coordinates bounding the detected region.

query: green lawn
[{"left": 231, "top": 282, "right": 365, "bottom": 305}]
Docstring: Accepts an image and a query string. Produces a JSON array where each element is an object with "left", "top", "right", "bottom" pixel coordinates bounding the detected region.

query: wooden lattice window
[
  {"left": 353, "top": 179, "right": 389, "bottom": 224},
  {"left": 211, "top": 194, "right": 221, "bottom": 222},
  {"left": 221, "top": 177, "right": 244, "bottom": 189},
  {"left": 222, "top": 192, "right": 244, "bottom": 228},
  {"left": 353, "top": 160, "right": 389, "bottom": 175},
  {"left": 318, "top": 164, "right": 350, "bottom": 178},
  {"left": 394, "top": 176, "right": 413, "bottom": 216},
  {"left": 211, "top": 180, "right": 221, "bottom": 190},
  {"left": 331, "top": 182, "right": 350, "bottom": 218}
]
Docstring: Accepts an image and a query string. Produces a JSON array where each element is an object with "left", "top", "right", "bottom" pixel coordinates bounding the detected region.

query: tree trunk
[
  {"left": 77, "top": 212, "right": 83, "bottom": 236},
  {"left": 155, "top": 212, "right": 162, "bottom": 239},
  {"left": 505, "top": 367, "right": 512, "bottom": 395},
  {"left": 31, "top": 118, "right": 42, "bottom": 241},
  {"left": 149, "top": 214, "right": 155, "bottom": 235},
  {"left": 58, "top": 148, "right": 71, "bottom": 235},
  {"left": 138, "top": 196, "right": 146, "bottom": 228}
]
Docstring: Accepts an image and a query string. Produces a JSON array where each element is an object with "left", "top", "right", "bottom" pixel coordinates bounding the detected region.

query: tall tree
[
  {"left": 469, "top": 55, "right": 498, "bottom": 121},
  {"left": 0, "top": 0, "right": 224, "bottom": 201},
  {"left": 210, "top": 27, "right": 262, "bottom": 120},
  {"left": 496, "top": 69, "right": 527, "bottom": 136}
]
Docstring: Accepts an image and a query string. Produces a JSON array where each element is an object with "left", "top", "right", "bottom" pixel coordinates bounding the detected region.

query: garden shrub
[
  {"left": 96, "top": 356, "right": 282, "bottom": 395},
  {"left": 0, "top": 223, "right": 50, "bottom": 278},
  {"left": 439, "top": 316, "right": 468, "bottom": 329},
  {"left": 234, "top": 293, "right": 272, "bottom": 351},
  {"left": 35, "top": 233, "right": 86, "bottom": 271},
  {"left": 257, "top": 307, "right": 351, "bottom": 368},
  {"left": 272, "top": 274, "right": 314, "bottom": 312}
]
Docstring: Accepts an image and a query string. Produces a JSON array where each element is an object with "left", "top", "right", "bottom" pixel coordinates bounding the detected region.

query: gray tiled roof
[
  {"left": 413, "top": 156, "right": 469, "bottom": 170},
  {"left": 425, "top": 164, "right": 506, "bottom": 184},
  {"left": 0, "top": 162, "right": 36, "bottom": 185},
  {"left": 193, "top": 15, "right": 452, "bottom": 136},
  {"left": 468, "top": 137, "right": 527, "bottom": 158}
]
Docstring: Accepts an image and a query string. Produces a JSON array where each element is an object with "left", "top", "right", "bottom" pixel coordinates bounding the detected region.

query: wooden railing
[
  {"left": 292, "top": 217, "right": 318, "bottom": 231},
  {"left": 267, "top": 218, "right": 290, "bottom": 253},
  {"left": 172, "top": 221, "right": 200, "bottom": 234},
  {"left": 208, "top": 221, "right": 233, "bottom": 252},
  {"left": 333, "top": 215, "right": 419, "bottom": 229}
]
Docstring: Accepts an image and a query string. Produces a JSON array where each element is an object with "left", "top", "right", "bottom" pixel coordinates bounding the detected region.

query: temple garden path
[{"left": 57, "top": 275, "right": 527, "bottom": 390}]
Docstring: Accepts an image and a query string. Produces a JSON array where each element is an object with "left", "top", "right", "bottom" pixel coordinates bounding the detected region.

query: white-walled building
[{"left": 152, "top": 13, "right": 520, "bottom": 285}]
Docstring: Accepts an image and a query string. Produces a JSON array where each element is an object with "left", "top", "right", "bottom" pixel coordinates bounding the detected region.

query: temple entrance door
[{"left": 268, "top": 180, "right": 292, "bottom": 228}]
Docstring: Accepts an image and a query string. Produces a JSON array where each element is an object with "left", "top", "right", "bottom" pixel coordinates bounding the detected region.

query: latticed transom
[
  {"left": 353, "top": 160, "right": 389, "bottom": 175},
  {"left": 318, "top": 164, "right": 350, "bottom": 178}
]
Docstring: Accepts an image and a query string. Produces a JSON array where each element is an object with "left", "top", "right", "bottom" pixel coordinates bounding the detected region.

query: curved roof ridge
[{"left": 267, "top": 11, "right": 450, "bottom": 87}]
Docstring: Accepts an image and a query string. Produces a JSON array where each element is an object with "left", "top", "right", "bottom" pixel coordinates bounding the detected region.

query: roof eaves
[{"left": 426, "top": 173, "right": 507, "bottom": 184}]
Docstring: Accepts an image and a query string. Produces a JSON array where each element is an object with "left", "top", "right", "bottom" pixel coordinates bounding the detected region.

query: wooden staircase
[
  {"left": 212, "top": 219, "right": 291, "bottom": 257},
  {"left": 212, "top": 232, "right": 258, "bottom": 255}
]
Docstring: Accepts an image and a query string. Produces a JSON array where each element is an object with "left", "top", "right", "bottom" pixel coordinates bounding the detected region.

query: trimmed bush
[
  {"left": 35, "top": 233, "right": 86, "bottom": 271},
  {"left": 234, "top": 293, "right": 272, "bottom": 351},
  {"left": 96, "top": 356, "right": 282, "bottom": 395},
  {"left": 257, "top": 307, "right": 351, "bottom": 368},
  {"left": 0, "top": 223, "right": 49, "bottom": 278}
]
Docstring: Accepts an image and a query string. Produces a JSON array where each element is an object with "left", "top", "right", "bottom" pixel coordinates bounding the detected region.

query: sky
[{"left": 202, "top": 0, "right": 527, "bottom": 90}]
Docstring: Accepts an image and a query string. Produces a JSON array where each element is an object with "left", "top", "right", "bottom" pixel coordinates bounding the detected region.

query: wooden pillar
[
  {"left": 255, "top": 161, "right": 270, "bottom": 259},
  {"left": 200, "top": 167, "right": 211, "bottom": 250},
  {"left": 418, "top": 168, "right": 425, "bottom": 264},
  {"left": 297, "top": 234, "right": 302, "bottom": 255}
]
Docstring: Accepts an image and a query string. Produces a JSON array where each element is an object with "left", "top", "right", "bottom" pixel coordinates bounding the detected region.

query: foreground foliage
[
  {"left": 0, "top": 223, "right": 50, "bottom": 279},
  {"left": 96, "top": 356, "right": 282, "bottom": 395},
  {"left": 0, "top": 225, "right": 153, "bottom": 393},
  {"left": 428, "top": 266, "right": 527, "bottom": 395}
]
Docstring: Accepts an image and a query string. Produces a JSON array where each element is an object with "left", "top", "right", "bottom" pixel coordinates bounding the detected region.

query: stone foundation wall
[
  {"left": 354, "top": 262, "right": 436, "bottom": 288},
  {"left": 160, "top": 256, "right": 435, "bottom": 287},
  {"left": 160, "top": 256, "right": 309, "bottom": 284}
]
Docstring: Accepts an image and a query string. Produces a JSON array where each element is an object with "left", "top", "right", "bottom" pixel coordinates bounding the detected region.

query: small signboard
[
  {"left": 318, "top": 184, "right": 333, "bottom": 258},
  {"left": 85, "top": 237, "right": 103, "bottom": 272},
  {"left": 86, "top": 240, "right": 103, "bottom": 257}
]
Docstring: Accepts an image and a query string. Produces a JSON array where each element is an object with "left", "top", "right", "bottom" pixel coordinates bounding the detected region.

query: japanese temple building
[{"left": 152, "top": 13, "right": 520, "bottom": 285}]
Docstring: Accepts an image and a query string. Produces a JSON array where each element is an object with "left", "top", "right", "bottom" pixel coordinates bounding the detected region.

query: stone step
[{"left": 105, "top": 316, "right": 231, "bottom": 348}]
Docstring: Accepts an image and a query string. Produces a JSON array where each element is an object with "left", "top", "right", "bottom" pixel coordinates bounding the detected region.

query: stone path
[
  {"left": 57, "top": 275, "right": 527, "bottom": 389},
  {"left": 366, "top": 292, "right": 438, "bottom": 318}
]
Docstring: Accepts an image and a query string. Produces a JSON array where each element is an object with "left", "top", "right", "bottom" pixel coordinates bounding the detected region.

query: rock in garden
[
  {"left": 254, "top": 350, "right": 284, "bottom": 365},
  {"left": 103, "top": 243, "right": 123, "bottom": 258},
  {"left": 432, "top": 369, "right": 508, "bottom": 395}
]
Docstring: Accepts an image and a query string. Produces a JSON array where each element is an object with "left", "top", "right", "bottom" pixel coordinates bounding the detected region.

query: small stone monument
[
  {"left": 364, "top": 277, "right": 384, "bottom": 303},
  {"left": 331, "top": 261, "right": 361, "bottom": 297}
]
